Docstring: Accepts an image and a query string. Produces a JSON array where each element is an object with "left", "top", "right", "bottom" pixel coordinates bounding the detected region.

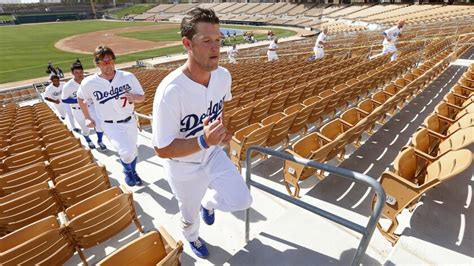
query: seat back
[
  {"left": 66, "top": 187, "right": 140, "bottom": 249},
  {"left": 48, "top": 149, "right": 94, "bottom": 177},
  {"left": 0, "top": 216, "right": 74, "bottom": 266},
  {"left": 0, "top": 162, "right": 50, "bottom": 196},
  {"left": 0, "top": 182, "right": 61, "bottom": 234},
  {"left": 97, "top": 230, "right": 183, "bottom": 266},
  {"left": 55, "top": 163, "right": 111, "bottom": 208},
  {"left": 2, "top": 148, "right": 46, "bottom": 172},
  {"left": 426, "top": 149, "right": 472, "bottom": 183},
  {"left": 44, "top": 137, "right": 82, "bottom": 158}
]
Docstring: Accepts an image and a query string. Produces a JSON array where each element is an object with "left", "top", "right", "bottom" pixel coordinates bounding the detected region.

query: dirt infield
[{"left": 55, "top": 23, "right": 182, "bottom": 55}]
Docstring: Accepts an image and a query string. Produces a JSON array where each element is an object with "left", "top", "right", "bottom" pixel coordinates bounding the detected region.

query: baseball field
[{"left": 0, "top": 20, "right": 295, "bottom": 85}]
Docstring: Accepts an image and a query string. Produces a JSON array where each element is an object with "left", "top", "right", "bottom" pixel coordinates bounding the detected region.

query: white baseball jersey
[
  {"left": 315, "top": 32, "right": 328, "bottom": 48},
  {"left": 152, "top": 66, "right": 231, "bottom": 166},
  {"left": 268, "top": 41, "right": 278, "bottom": 51},
  {"left": 383, "top": 26, "right": 402, "bottom": 45},
  {"left": 77, "top": 70, "right": 144, "bottom": 121},
  {"left": 62, "top": 79, "right": 80, "bottom": 108},
  {"left": 227, "top": 48, "right": 238, "bottom": 58},
  {"left": 44, "top": 83, "right": 63, "bottom": 101}
]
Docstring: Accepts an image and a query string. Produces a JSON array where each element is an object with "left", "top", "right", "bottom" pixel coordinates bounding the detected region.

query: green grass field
[
  {"left": 0, "top": 20, "right": 295, "bottom": 84},
  {"left": 111, "top": 4, "right": 155, "bottom": 18},
  {"left": 119, "top": 25, "right": 295, "bottom": 43}
]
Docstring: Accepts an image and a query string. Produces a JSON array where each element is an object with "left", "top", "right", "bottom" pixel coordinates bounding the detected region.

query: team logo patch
[
  {"left": 180, "top": 96, "right": 226, "bottom": 137},
  {"left": 93, "top": 84, "right": 131, "bottom": 104}
]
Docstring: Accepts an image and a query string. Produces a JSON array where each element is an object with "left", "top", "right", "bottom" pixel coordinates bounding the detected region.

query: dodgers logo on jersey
[
  {"left": 180, "top": 96, "right": 226, "bottom": 137},
  {"left": 93, "top": 84, "right": 131, "bottom": 104}
]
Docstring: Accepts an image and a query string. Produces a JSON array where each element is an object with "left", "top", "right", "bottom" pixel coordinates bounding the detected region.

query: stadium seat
[
  {"left": 0, "top": 216, "right": 74, "bottom": 265},
  {"left": 375, "top": 147, "right": 472, "bottom": 244},
  {"left": 65, "top": 186, "right": 144, "bottom": 264},
  {"left": 0, "top": 162, "right": 51, "bottom": 196},
  {"left": 230, "top": 122, "right": 274, "bottom": 171},
  {"left": 96, "top": 229, "right": 183, "bottom": 266}
]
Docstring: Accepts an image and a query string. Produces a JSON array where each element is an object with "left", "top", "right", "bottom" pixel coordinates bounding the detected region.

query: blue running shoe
[
  {"left": 189, "top": 237, "right": 209, "bottom": 258},
  {"left": 124, "top": 171, "right": 136, "bottom": 187},
  {"left": 201, "top": 206, "right": 215, "bottom": 225},
  {"left": 97, "top": 142, "right": 107, "bottom": 151},
  {"left": 133, "top": 171, "right": 143, "bottom": 186}
]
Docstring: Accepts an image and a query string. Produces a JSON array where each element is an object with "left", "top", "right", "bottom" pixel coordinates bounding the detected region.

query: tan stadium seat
[
  {"left": 238, "top": 90, "right": 257, "bottom": 107},
  {"left": 435, "top": 101, "right": 473, "bottom": 123},
  {"left": 262, "top": 112, "right": 298, "bottom": 148},
  {"left": 268, "top": 90, "right": 290, "bottom": 114},
  {"left": 97, "top": 229, "right": 183, "bottom": 266},
  {"left": 284, "top": 133, "right": 338, "bottom": 198},
  {"left": 229, "top": 122, "right": 274, "bottom": 171},
  {"left": 41, "top": 129, "right": 75, "bottom": 145},
  {"left": 423, "top": 112, "right": 473, "bottom": 139},
  {"left": 284, "top": 102, "right": 316, "bottom": 135},
  {"left": 227, "top": 105, "right": 254, "bottom": 134},
  {"left": 375, "top": 147, "right": 472, "bottom": 244},
  {"left": 411, "top": 127, "right": 473, "bottom": 161},
  {"left": 0, "top": 182, "right": 61, "bottom": 235},
  {"left": 43, "top": 137, "right": 82, "bottom": 158},
  {"left": 0, "top": 162, "right": 51, "bottom": 196},
  {"left": 317, "top": 119, "right": 356, "bottom": 161},
  {"left": 65, "top": 186, "right": 144, "bottom": 265},
  {"left": 55, "top": 163, "right": 111, "bottom": 208},
  {"left": 0, "top": 216, "right": 75, "bottom": 265},
  {"left": 1, "top": 148, "right": 47, "bottom": 173},
  {"left": 303, "top": 96, "right": 326, "bottom": 125},
  {"left": 48, "top": 149, "right": 95, "bottom": 177},
  {"left": 4, "top": 138, "right": 42, "bottom": 155},
  {"left": 249, "top": 97, "right": 273, "bottom": 124}
]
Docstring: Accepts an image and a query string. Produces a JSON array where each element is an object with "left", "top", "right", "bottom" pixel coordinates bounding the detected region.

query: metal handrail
[{"left": 244, "top": 146, "right": 386, "bottom": 266}]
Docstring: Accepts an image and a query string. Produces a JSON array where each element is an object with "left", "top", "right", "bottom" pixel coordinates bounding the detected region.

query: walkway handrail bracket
[{"left": 244, "top": 146, "right": 386, "bottom": 266}]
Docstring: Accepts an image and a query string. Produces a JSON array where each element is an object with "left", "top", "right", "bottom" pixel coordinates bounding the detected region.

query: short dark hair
[
  {"left": 50, "top": 74, "right": 59, "bottom": 81},
  {"left": 71, "top": 62, "right": 83, "bottom": 72},
  {"left": 181, "top": 8, "right": 219, "bottom": 40},
  {"left": 93, "top": 45, "right": 116, "bottom": 63}
]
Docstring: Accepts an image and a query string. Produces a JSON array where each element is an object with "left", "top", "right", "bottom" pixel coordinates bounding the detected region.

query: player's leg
[
  {"left": 102, "top": 118, "right": 139, "bottom": 186},
  {"left": 202, "top": 149, "right": 252, "bottom": 213},
  {"left": 89, "top": 104, "right": 107, "bottom": 150},
  {"left": 71, "top": 108, "right": 95, "bottom": 149},
  {"left": 53, "top": 102, "right": 66, "bottom": 120},
  {"left": 166, "top": 164, "right": 210, "bottom": 257},
  {"left": 391, "top": 48, "right": 398, "bottom": 61},
  {"left": 64, "top": 104, "right": 78, "bottom": 131}
]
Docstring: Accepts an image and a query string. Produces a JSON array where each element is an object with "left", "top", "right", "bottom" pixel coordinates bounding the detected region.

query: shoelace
[
  {"left": 207, "top": 209, "right": 214, "bottom": 216},
  {"left": 193, "top": 239, "right": 202, "bottom": 248}
]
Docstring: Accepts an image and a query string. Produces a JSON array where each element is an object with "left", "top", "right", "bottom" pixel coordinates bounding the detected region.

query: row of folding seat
[
  {"left": 228, "top": 52, "right": 420, "bottom": 175},
  {"left": 0, "top": 88, "right": 38, "bottom": 105},
  {"left": 281, "top": 48, "right": 453, "bottom": 198},
  {"left": 224, "top": 53, "right": 403, "bottom": 139},
  {"left": 0, "top": 184, "right": 182, "bottom": 266},
  {"left": 375, "top": 64, "right": 473, "bottom": 244}
]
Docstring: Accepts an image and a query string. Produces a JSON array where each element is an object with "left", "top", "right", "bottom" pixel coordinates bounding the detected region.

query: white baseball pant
[
  {"left": 101, "top": 116, "right": 138, "bottom": 164},
  {"left": 228, "top": 56, "right": 237, "bottom": 64},
  {"left": 71, "top": 107, "right": 90, "bottom": 136},
  {"left": 267, "top": 51, "right": 278, "bottom": 61},
  {"left": 382, "top": 43, "right": 398, "bottom": 61},
  {"left": 314, "top": 47, "right": 325, "bottom": 59},
  {"left": 164, "top": 148, "right": 253, "bottom": 242},
  {"left": 50, "top": 102, "right": 66, "bottom": 118},
  {"left": 63, "top": 104, "right": 78, "bottom": 130}
]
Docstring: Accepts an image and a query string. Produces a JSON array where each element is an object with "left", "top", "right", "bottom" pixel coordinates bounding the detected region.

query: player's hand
[
  {"left": 202, "top": 116, "right": 227, "bottom": 146},
  {"left": 85, "top": 118, "right": 96, "bottom": 128},
  {"left": 124, "top": 93, "right": 135, "bottom": 103}
]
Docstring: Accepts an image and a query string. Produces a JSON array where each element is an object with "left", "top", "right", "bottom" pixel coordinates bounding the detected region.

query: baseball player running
[
  {"left": 62, "top": 63, "right": 107, "bottom": 150},
  {"left": 267, "top": 37, "right": 279, "bottom": 61},
  {"left": 314, "top": 27, "right": 329, "bottom": 60},
  {"left": 44, "top": 75, "right": 67, "bottom": 119},
  {"left": 382, "top": 19, "right": 405, "bottom": 61},
  {"left": 77, "top": 46, "right": 145, "bottom": 187},
  {"left": 227, "top": 44, "right": 238, "bottom": 64},
  {"left": 152, "top": 8, "right": 252, "bottom": 259}
]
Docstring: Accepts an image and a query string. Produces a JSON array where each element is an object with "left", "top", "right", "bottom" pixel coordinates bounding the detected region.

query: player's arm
[
  {"left": 62, "top": 97, "right": 78, "bottom": 104},
  {"left": 44, "top": 97, "right": 59, "bottom": 104},
  {"left": 77, "top": 97, "right": 91, "bottom": 119},
  {"left": 124, "top": 92, "right": 145, "bottom": 103},
  {"left": 155, "top": 117, "right": 227, "bottom": 158}
]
